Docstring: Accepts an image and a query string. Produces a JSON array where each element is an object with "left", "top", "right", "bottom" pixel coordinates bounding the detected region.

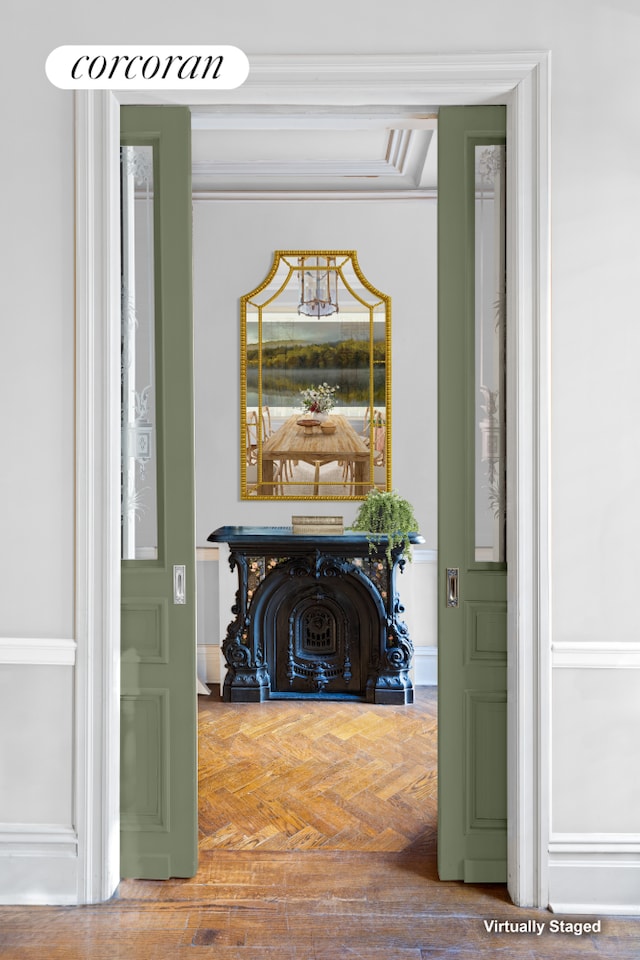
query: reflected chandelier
[{"left": 298, "top": 255, "right": 339, "bottom": 317}]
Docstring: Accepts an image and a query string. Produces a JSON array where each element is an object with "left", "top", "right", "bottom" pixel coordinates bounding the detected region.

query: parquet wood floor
[
  {"left": 197, "top": 686, "right": 438, "bottom": 853},
  {"left": 1, "top": 687, "right": 640, "bottom": 959}
]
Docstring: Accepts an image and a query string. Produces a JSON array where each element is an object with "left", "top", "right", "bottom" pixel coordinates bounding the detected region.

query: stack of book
[{"left": 292, "top": 515, "right": 344, "bottom": 536}]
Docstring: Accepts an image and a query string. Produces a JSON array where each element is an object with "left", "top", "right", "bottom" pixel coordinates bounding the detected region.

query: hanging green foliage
[{"left": 349, "top": 489, "right": 420, "bottom": 564}]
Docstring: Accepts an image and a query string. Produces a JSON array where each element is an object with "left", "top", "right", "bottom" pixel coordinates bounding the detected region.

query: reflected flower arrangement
[{"left": 299, "top": 382, "right": 340, "bottom": 415}]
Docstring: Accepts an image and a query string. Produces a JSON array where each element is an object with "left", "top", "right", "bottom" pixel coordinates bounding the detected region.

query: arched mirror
[{"left": 241, "top": 251, "right": 391, "bottom": 500}]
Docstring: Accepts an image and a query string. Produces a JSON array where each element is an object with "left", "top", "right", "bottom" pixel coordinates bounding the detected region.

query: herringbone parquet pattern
[{"left": 198, "top": 686, "right": 438, "bottom": 853}]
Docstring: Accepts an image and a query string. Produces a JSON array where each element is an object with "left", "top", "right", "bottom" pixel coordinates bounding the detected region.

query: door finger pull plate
[
  {"left": 446, "top": 567, "right": 459, "bottom": 608},
  {"left": 173, "top": 564, "right": 186, "bottom": 604}
]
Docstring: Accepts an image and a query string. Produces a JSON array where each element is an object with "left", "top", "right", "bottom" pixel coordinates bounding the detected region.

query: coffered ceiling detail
[{"left": 190, "top": 106, "right": 438, "bottom": 195}]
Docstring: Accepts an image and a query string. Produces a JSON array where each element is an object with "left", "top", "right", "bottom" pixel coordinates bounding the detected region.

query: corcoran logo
[{"left": 46, "top": 45, "right": 249, "bottom": 90}]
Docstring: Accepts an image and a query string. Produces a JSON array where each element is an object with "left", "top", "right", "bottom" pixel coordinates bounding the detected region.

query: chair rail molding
[
  {"left": 0, "top": 638, "right": 76, "bottom": 665},
  {"left": 73, "top": 51, "right": 551, "bottom": 908},
  {"left": 552, "top": 641, "right": 640, "bottom": 669}
]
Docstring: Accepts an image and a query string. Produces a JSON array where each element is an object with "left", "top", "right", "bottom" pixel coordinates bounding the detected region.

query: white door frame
[{"left": 74, "top": 52, "right": 551, "bottom": 905}]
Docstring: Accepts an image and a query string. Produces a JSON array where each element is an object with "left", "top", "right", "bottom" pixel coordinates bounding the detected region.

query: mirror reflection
[{"left": 241, "top": 251, "right": 391, "bottom": 499}]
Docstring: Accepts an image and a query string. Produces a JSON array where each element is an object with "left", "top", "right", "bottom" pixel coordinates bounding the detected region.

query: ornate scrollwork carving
[
  {"left": 316, "top": 553, "right": 352, "bottom": 579},
  {"left": 383, "top": 636, "right": 413, "bottom": 672},
  {"left": 283, "top": 550, "right": 354, "bottom": 581},
  {"left": 287, "top": 556, "right": 314, "bottom": 578},
  {"left": 224, "top": 637, "right": 251, "bottom": 669}
]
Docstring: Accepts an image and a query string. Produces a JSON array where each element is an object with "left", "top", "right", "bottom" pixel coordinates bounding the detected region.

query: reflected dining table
[{"left": 260, "top": 414, "right": 372, "bottom": 496}]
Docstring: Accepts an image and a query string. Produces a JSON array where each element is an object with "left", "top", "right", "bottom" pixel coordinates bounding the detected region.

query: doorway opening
[
  {"left": 190, "top": 104, "right": 440, "bottom": 855},
  {"left": 75, "top": 52, "right": 550, "bottom": 905}
]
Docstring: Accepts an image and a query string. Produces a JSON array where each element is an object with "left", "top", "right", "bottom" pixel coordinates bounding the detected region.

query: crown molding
[
  {"left": 191, "top": 127, "right": 434, "bottom": 193},
  {"left": 192, "top": 189, "right": 437, "bottom": 201},
  {"left": 192, "top": 156, "right": 400, "bottom": 179},
  {"left": 190, "top": 107, "right": 439, "bottom": 129}
]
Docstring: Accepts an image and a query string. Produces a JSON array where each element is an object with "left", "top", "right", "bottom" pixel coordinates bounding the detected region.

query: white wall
[
  {"left": 3, "top": 0, "right": 640, "bottom": 911},
  {"left": 193, "top": 198, "right": 437, "bottom": 542}
]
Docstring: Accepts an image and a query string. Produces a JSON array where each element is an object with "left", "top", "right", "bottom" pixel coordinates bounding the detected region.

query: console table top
[{"left": 207, "top": 525, "right": 424, "bottom": 549}]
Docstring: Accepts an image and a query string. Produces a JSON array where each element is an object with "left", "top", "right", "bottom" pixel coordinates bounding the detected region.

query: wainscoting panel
[
  {"left": 0, "top": 660, "right": 74, "bottom": 824},
  {"left": 550, "top": 642, "right": 640, "bottom": 913},
  {"left": 196, "top": 547, "right": 220, "bottom": 686},
  {"left": 552, "top": 658, "right": 640, "bottom": 833},
  {"left": 197, "top": 643, "right": 222, "bottom": 687},
  {"left": 0, "top": 643, "right": 78, "bottom": 903},
  {"left": 397, "top": 547, "right": 437, "bottom": 652},
  {"left": 413, "top": 646, "right": 438, "bottom": 686}
]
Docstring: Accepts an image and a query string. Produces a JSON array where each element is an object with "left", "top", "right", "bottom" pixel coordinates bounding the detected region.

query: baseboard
[
  {"left": 549, "top": 835, "right": 640, "bottom": 915},
  {"left": 413, "top": 646, "right": 438, "bottom": 686},
  {"left": 0, "top": 859, "right": 80, "bottom": 906},
  {"left": 0, "top": 824, "right": 79, "bottom": 905}
]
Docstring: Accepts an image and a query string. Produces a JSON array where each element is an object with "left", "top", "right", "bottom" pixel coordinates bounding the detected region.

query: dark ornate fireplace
[{"left": 208, "top": 526, "right": 423, "bottom": 704}]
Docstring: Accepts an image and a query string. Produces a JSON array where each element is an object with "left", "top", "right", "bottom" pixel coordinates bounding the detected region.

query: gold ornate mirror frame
[{"left": 241, "top": 250, "right": 391, "bottom": 500}]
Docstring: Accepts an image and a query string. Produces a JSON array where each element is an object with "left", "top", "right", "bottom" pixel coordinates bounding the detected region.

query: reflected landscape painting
[{"left": 241, "top": 252, "right": 391, "bottom": 500}]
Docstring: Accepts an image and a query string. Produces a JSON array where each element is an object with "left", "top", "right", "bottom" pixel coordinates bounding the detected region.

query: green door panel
[
  {"left": 437, "top": 105, "right": 507, "bottom": 882},
  {"left": 120, "top": 106, "right": 197, "bottom": 879}
]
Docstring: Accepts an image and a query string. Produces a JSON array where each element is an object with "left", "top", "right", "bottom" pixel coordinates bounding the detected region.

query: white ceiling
[{"left": 190, "top": 105, "right": 439, "bottom": 195}]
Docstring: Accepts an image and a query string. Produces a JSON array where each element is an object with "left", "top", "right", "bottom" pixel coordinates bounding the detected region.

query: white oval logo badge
[{"left": 46, "top": 45, "right": 249, "bottom": 90}]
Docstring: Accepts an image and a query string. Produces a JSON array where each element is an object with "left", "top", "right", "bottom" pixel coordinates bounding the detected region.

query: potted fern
[{"left": 349, "top": 489, "right": 420, "bottom": 563}]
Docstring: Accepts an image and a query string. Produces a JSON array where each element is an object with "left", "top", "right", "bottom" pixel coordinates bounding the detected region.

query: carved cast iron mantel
[{"left": 207, "top": 526, "right": 424, "bottom": 705}]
